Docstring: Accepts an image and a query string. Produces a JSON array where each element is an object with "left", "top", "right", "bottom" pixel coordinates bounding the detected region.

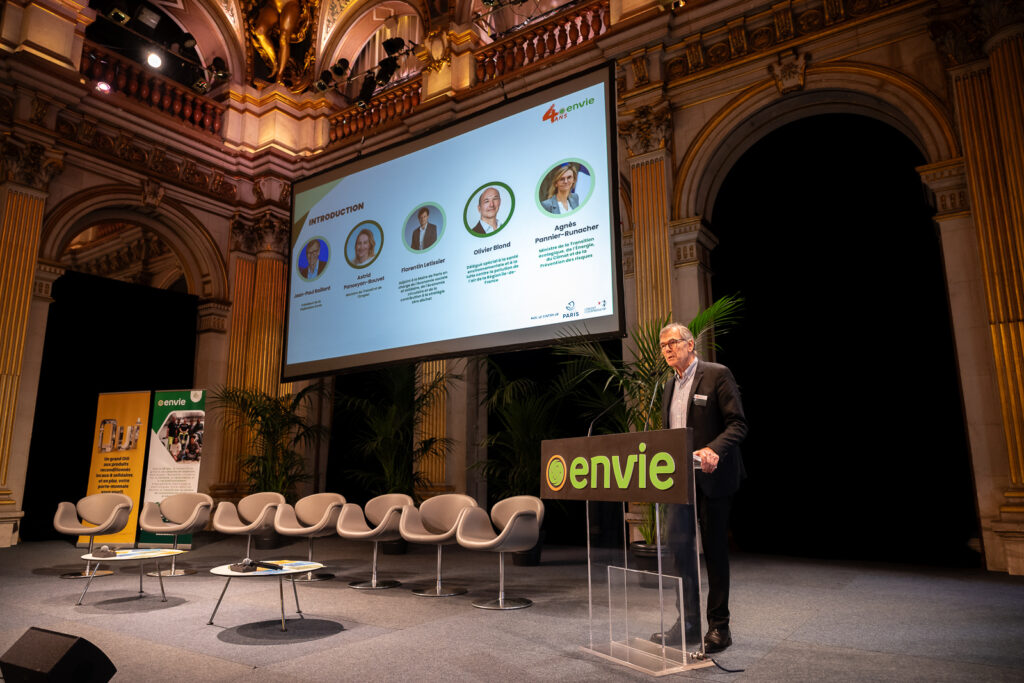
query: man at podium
[{"left": 652, "top": 322, "right": 748, "bottom": 653}]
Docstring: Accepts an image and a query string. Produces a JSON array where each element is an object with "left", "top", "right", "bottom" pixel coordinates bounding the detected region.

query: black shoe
[
  {"left": 650, "top": 620, "right": 702, "bottom": 648},
  {"left": 704, "top": 627, "right": 732, "bottom": 653},
  {"left": 650, "top": 619, "right": 682, "bottom": 647}
]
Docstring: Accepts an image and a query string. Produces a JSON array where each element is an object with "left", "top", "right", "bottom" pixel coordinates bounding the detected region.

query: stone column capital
[
  {"left": 0, "top": 135, "right": 64, "bottom": 193},
  {"left": 918, "top": 158, "right": 970, "bottom": 216},
  {"left": 618, "top": 102, "right": 672, "bottom": 159},
  {"left": 668, "top": 217, "right": 717, "bottom": 267},
  {"left": 197, "top": 299, "right": 231, "bottom": 334},
  {"left": 33, "top": 261, "right": 65, "bottom": 302}
]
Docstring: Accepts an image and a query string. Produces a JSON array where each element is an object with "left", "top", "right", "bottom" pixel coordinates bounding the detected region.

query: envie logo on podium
[{"left": 540, "top": 428, "right": 693, "bottom": 504}]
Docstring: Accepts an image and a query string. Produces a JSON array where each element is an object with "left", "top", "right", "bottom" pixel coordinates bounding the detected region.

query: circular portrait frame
[
  {"left": 344, "top": 220, "right": 383, "bottom": 269},
  {"left": 535, "top": 158, "right": 595, "bottom": 218},
  {"left": 463, "top": 181, "right": 515, "bottom": 238},
  {"left": 402, "top": 203, "right": 447, "bottom": 255},
  {"left": 296, "top": 236, "right": 331, "bottom": 281}
]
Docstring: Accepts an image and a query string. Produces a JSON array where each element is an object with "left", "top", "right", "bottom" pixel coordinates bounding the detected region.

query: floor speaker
[{"left": 0, "top": 627, "right": 116, "bottom": 682}]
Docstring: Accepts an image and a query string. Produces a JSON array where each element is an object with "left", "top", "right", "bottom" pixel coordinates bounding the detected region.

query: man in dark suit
[
  {"left": 299, "top": 238, "right": 327, "bottom": 279},
  {"left": 411, "top": 207, "right": 437, "bottom": 250},
  {"left": 652, "top": 322, "right": 747, "bottom": 653}
]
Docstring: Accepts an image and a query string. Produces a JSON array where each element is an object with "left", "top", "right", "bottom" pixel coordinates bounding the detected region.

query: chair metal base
[
  {"left": 472, "top": 596, "right": 532, "bottom": 610},
  {"left": 61, "top": 569, "right": 113, "bottom": 579},
  {"left": 412, "top": 585, "right": 467, "bottom": 597},
  {"left": 146, "top": 568, "right": 198, "bottom": 577},
  {"left": 290, "top": 572, "right": 335, "bottom": 582},
  {"left": 349, "top": 579, "right": 400, "bottom": 589}
]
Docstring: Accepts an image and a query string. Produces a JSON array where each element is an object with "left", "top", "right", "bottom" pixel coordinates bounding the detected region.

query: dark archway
[
  {"left": 711, "top": 114, "right": 979, "bottom": 565},
  {"left": 20, "top": 271, "right": 198, "bottom": 541}
]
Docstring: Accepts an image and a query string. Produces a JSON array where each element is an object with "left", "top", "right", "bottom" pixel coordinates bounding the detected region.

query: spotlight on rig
[
  {"left": 375, "top": 56, "right": 398, "bottom": 86},
  {"left": 356, "top": 72, "right": 377, "bottom": 107}
]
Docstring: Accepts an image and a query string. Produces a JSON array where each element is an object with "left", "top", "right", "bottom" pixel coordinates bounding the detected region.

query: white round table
[
  {"left": 77, "top": 548, "right": 186, "bottom": 605},
  {"left": 208, "top": 560, "right": 325, "bottom": 631}
]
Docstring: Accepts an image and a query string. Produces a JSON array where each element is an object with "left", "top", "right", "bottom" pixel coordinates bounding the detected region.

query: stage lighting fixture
[
  {"left": 95, "top": 81, "right": 112, "bottom": 93},
  {"left": 210, "top": 56, "right": 229, "bottom": 80},
  {"left": 182, "top": 33, "right": 196, "bottom": 49},
  {"left": 331, "top": 58, "right": 350, "bottom": 78},
  {"left": 135, "top": 6, "right": 161, "bottom": 30},
  {"left": 356, "top": 73, "right": 377, "bottom": 107},
  {"left": 192, "top": 77, "right": 209, "bottom": 93},
  {"left": 375, "top": 56, "right": 398, "bottom": 86},
  {"left": 314, "top": 70, "right": 332, "bottom": 91},
  {"left": 381, "top": 38, "right": 405, "bottom": 56},
  {"left": 146, "top": 50, "right": 163, "bottom": 68},
  {"left": 107, "top": 0, "right": 130, "bottom": 24}
]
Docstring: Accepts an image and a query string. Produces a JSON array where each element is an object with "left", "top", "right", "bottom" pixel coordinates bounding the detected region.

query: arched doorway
[{"left": 711, "top": 113, "right": 978, "bottom": 565}]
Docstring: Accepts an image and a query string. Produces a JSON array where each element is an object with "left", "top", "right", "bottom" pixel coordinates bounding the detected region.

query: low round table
[
  {"left": 208, "top": 560, "right": 324, "bottom": 631},
  {"left": 77, "top": 548, "right": 186, "bottom": 605}
]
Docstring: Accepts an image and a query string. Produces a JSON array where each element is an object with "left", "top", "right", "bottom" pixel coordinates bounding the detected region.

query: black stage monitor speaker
[{"left": 0, "top": 627, "right": 116, "bottom": 682}]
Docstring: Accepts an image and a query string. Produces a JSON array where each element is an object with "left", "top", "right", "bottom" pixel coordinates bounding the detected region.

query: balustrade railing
[
  {"left": 80, "top": 43, "right": 225, "bottom": 137},
  {"left": 328, "top": 78, "right": 422, "bottom": 143},
  {"left": 475, "top": 0, "right": 609, "bottom": 84},
  {"left": 329, "top": 0, "right": 608, "bottom": 144}
]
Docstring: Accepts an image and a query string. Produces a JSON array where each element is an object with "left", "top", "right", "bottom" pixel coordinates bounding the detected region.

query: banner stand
[{"left": 542, "top": 429, "right": 713, "bottom": 676}]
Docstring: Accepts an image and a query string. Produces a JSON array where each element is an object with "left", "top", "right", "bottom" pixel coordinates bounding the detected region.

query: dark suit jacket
[
  {"left": 472, "top": 220, "right": 500, "bottom": 235},
  {"left": 411, "top": 223, "right": 437, "bottom": 250},
  {"left": 300, "top": 258, "right": 327, "bottom": 278},
  {"left": 661, "top": 360, "right": 747, "bottom": 498}
]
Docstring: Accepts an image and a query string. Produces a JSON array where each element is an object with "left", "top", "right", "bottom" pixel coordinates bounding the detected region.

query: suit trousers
[{"left": 668, "top": 490, "right": 733, "bottom": 632}]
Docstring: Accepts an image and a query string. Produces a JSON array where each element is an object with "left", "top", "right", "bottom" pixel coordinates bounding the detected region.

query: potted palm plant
[
  {"left": 211, "top": 383, "right": 329, "bottom": 548},
  {"left": 335, "top": 364, "right": 452, "bottom": 551}
]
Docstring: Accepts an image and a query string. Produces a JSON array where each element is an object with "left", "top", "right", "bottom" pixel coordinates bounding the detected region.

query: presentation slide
[{"left": 284, "top": 66, "right": 622, "bottom": 379}]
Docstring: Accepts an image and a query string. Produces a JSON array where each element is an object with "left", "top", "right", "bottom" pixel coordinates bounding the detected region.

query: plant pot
[
  {"left": 630, "top": 541, "right": 672, "bottom": 587},
  {"left": 513, "top": 530, "right": 545, "bottom": 566},
  {"left": 381, "top": 538, "right": 408, "bottom": 555}
]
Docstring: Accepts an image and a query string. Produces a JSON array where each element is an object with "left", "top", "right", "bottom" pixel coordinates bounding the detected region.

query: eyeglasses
[{"left": 659, "top": 338, "right": 687, "bottom": 350}]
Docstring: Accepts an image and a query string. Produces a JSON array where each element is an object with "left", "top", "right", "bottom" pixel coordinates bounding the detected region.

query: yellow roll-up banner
[{"left": 79, "top": 391, "right": 151, "bottom": 547}]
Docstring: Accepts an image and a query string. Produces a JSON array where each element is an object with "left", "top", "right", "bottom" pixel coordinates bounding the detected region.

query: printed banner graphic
[
  {"left": 139, "top": 389, "right": 205, "bottom": 545},
  {"left": 82, "top": 391, "right": 151, "bottom": 546}
]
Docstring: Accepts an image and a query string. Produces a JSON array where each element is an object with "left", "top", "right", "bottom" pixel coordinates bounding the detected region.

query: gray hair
[{"left": 659, "top": 322, "right": 694, "bottom": 342}]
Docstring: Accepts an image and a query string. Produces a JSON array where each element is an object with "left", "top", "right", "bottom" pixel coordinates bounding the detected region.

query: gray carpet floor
[{"left": 2, "top": 534, "right": 1023, "bottom": 681}]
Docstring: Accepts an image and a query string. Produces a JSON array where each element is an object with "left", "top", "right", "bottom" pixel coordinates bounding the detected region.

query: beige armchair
[
  {"left": 53, "top": 493, "right": 133, "bottom": 578},
  {"left": 139, "top": 492, "right": 213, "bottom": 576},
  {"left": 274, "top": 492, "right": 345, "bottom": 581},
  {"left": 455, "top": 495, "right": 544, "bottom": 610},
  {"left": 212, "top": 492, "right": 285, "bottom": 558},
  {"left": 399, "top": 494, "right": 478, "bottom": 597},
  {"left": 337, "top": 493, "right": 412, "bottom": 589}
]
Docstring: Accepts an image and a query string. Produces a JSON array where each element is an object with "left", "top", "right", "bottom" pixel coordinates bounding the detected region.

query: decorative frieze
[
  {"left": 918, "top": 158, "right": 970, "bottom": 216},
  {"left": 197, "top": 300, "right": 231, "bottom": 334},
  {"left": 55, "top": 112, "right": 239, "bottom": 202}
]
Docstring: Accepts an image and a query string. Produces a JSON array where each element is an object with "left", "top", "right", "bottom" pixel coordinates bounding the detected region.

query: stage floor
[{"left": 2, "top": 534, "right": 1023, "bottom": 681}]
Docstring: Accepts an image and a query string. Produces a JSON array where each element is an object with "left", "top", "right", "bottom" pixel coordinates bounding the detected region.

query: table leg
[
  {"left": 292, "top": 575, "right": 303, "bottom": 618},
  {"left": 156, "top": 559, "right": 167, "bottom": 601},
  {"left": 278, "top": 575, "right": 287, "bottom": 631},
  {"left": 139, "top": 560, "right": 145, "bottom": 594},
  {"left": 208, "top": 577, "right": 231, "bottom": 625},
  {"left": 76, "top": 562, "right": 102, "bottom": 605}
]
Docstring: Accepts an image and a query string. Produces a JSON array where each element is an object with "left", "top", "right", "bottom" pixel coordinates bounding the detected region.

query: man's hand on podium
[{"left": 693, "top": 447, "right": 720, "bottom": 473}]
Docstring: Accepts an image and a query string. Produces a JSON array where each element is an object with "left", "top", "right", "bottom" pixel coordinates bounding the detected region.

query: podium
[{"left": 541, "top": 428, "right": 713, "bottom": 676}]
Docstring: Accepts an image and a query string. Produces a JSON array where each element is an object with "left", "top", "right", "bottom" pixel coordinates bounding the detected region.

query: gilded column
[
  {"left": 0, "top": 137, "right": 62, "bottom": 506},
  {"left": 212, "top": 218, "right": 258, "bottom": 498},
  {"left": 984, "top": 20, "right": 1024, "bottom": 498},
  {"left": 244, "top": 213, "right": 290, "bottom": 396},
  {"left": 932, "top": 3, "right": 1024, "bottom": 571},
  {"left": 415, "top": 359, "right": 449, "bottom": 495},
  {"left": 618, "top": 103, "right": 673, "bottom": 323}
]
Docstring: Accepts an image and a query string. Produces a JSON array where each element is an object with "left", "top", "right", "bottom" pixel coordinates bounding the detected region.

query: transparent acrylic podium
[
  {"left": 541, "top": 428, "right": 711, "bottom": 676},
  {"left": 579, "top": 466, "right": 712, "bottom": 675}
]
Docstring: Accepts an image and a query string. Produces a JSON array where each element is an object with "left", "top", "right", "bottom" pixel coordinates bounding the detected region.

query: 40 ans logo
[
  {"left": 545, "top": 454, "right": 567, "bottom": 491},
  {"left": 541, "top": 96, "right": 596, "bottom": 124}
]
